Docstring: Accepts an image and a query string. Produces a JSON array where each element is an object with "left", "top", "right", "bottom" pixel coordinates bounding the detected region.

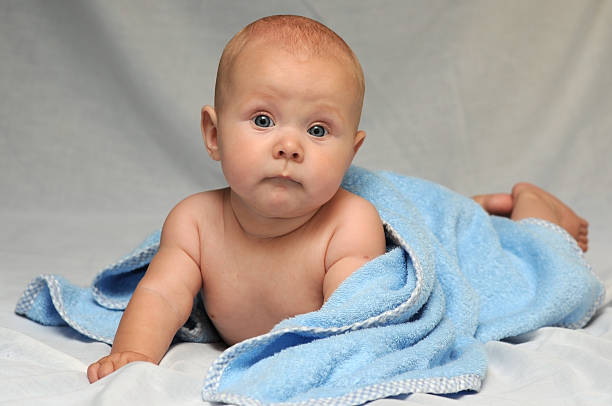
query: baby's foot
[
  {"left": 472, "top": 193, "right": 514, "bottom": 217},
  {"left": 510, "top": 183, "right": 589, "bottom": 252}
]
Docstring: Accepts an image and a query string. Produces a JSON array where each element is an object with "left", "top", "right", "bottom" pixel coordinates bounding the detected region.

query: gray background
[{"left": 2, "top": 1, "right": 612, "bottom": 404}]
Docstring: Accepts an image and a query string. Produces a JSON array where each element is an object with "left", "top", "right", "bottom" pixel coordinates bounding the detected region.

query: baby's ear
[
  {"left": 353, "top": 130, "right": 366, "bottom": 154},
  {"left": 201, "top": 106, "right": 220, "bottom": 161}
]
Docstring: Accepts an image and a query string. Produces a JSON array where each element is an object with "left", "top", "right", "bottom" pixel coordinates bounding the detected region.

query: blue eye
[
  {"left": 307, "top": 125, "right": 327, "bottom": 137},
  {"left": 253, "top": 114, "right": 274, "bottom": 128}
]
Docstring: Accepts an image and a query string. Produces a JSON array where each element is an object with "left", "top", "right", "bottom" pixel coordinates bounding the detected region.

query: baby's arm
[
  {"left": 87, "top": 198, "right": 203, "bottom": 383},
  {"left": 323, "top": 195, "right": 386, "bottom": 302}
]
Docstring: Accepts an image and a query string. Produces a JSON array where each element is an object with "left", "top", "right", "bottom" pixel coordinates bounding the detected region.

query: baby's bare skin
[
  {"left": 199, "top": 187, "right": 382, "bottom": 344},
  {"left": 473, "top": 182, "right": 589, "bottom": 252},
  {"left": 87, "top": 185, "right": 385, "bottom": 382}
]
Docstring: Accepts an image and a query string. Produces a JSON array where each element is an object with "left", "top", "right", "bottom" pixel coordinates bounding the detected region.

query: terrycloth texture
[
  {"left": 15, "top": 166, "right": 603, "bottom": 405},
  {"left": 15, "top": 230, "right": 220, "bottom": 344}
]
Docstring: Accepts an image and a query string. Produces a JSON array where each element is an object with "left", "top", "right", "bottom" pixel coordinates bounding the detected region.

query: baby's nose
[{"left": 273, "top": 139, "right": 304, "bottom": 163}]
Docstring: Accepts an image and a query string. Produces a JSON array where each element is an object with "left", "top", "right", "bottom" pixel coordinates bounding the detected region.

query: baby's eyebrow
[
  {"left": 238, "top": 93, "right": 278, "bottom": 111},
  {"left": 312, "top": 103, "right": 345, "bottom": 125},
  {"left": 245, "top": 91, "right": 276, "bottom": 102}
]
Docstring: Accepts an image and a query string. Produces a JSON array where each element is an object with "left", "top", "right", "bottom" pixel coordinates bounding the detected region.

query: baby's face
[{"left": 212, "top": 40, "right": 364, "bottom": 219}]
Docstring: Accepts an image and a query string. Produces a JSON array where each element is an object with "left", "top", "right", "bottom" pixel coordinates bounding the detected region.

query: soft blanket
[{"left": 15, "top": 166, "right": 604, "bottom": 406}]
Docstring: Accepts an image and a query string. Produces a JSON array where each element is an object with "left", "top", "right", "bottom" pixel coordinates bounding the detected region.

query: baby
[{"left": 87, "top": 15, "right": 588, "bottom": 383}]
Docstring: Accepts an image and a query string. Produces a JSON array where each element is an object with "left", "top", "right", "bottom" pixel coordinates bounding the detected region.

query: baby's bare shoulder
[
  {"left": 325, "top": 188, "right": 384, "bottom": 251},
  {"left": 321, "top": 189, "right": 386, "bottom": 299},
  {"left": 169, "top": 189, "right": 225, "bottom": 222},
  {"left": 330, "top": 188, "right": 380, "bottom": 221},
  {"left": 160, "top": 189, "right": 225, "bottom": 253}
]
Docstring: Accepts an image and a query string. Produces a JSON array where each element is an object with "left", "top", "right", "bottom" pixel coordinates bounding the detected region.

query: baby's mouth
[{"left": 266, "top": 175, "right": 301, "bottom": 186}]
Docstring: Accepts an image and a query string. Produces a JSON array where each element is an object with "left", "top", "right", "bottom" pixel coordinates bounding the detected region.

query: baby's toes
[{"left": 577, "top": 234, "right": 588, "bottom": 252}]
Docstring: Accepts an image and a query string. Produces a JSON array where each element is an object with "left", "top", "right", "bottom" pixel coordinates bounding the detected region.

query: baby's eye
[
  {"left": 253, "top": 114, "right": 274, "bottom": 128},
  {"left": 307, "top": 125, "right": 327, "bottom": 138}
]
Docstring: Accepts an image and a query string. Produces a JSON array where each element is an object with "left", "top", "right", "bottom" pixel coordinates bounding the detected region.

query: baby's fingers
[
  {"left": 96, "top": 357, "right": 120, "bottom": 381},
  {"left": 87, "top": 355, "right": 125, "bottom": 383},
  {"left": 86, "top": 361, "right": 101, "bottom": 383},
  {"left": 87, "top": 352, "right": 154, "bottom": 383},
  {"left": 87, "top": 358, "right": 114, "bottom": 383}
]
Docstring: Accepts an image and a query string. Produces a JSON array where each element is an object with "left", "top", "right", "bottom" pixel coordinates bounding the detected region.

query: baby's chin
[
  {"left": 236, "top": 183, "right": 339, "bottom": 220},
  {"left": 253, "top": 202, "right": 319, "bottom": 220}
]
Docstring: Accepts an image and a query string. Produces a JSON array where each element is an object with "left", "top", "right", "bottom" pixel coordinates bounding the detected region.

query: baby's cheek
[
  {"left": 312, "top": 162, "right": 347, "bottom": 202},
  {"left": 220, "top": 161, "right": 248, "bottom": 189}
]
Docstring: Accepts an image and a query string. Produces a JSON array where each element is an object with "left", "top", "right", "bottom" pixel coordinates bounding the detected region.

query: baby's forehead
[
  {"left": 224, "top": 45, "right": 363, "bottom": 111},
  {"left": 214, "top": 16, "right": 365, "bottom": 114},
  {"left": 224, "top": 36, "right": 363, "bottom": 89}
]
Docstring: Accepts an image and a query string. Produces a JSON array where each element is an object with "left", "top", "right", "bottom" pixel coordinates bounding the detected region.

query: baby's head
[
  {"left": 202, "top": 15, "right": 367, "bottom": 219},
  {"left": 214, "top": 15, "right": 365, "bottom": 123}
]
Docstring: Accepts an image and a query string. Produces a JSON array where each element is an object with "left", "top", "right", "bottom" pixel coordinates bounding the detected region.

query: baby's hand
[{"left": 87, "top": 351, "right": 155, "bottom": 383}]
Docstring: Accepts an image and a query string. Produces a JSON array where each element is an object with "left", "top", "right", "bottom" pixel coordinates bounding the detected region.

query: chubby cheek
[
  {"left": 218, "top": 144, "right": 260, "bottom": 191},
  {"left": 309, "top": 151, "right": 353, "bottom": 203},
  {"left": 220, "top": 153, "right": 258, "bottom": 192}
]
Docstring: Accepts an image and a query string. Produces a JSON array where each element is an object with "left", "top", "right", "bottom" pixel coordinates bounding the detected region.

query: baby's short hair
[{"left": 214, "top": 15, "right": 365, "bottom": 114}]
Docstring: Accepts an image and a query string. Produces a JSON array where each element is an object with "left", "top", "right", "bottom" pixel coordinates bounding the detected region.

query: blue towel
[
  {"left": 16, "top": 166, "right": 604, "bottom": 405},
  {"left": 15, "top": 230, "right": 220, "bottom": 345}
]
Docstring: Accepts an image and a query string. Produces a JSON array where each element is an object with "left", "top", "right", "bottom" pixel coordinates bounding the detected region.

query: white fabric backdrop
[{"left": 2, "top": 1, "right": 611, "bottom": 405}]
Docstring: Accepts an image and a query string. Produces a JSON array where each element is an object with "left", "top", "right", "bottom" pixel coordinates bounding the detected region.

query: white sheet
[{"left": 2, "top": 1, "right": 612, "bottom": 405}]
